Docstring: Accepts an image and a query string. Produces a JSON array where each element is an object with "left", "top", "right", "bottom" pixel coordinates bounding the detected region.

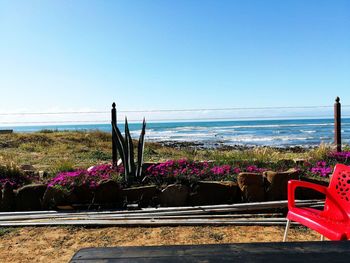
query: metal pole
[
  {"left": 334, "top": 97, "right": 341, "bottom": 152},
  {"left": 111, "top": 102, "right": 118, "bottom": 165}
]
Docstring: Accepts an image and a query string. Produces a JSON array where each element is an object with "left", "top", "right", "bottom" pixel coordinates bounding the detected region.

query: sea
[{"left": 2, "top": 118, "right": 349, "bottom": 148}]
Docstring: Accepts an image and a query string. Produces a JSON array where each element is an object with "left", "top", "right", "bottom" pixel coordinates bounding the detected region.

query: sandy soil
[{"left": 0, "top": 225, "right": 321, "bottom": 262}]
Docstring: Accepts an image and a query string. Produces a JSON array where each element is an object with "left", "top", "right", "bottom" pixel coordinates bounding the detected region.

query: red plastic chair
[{"left": 284, "top": 163, "right": 350, "bottom": 241}]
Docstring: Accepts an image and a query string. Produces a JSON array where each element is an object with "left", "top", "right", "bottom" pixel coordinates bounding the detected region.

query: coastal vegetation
[{"left": 0, "top": 130, "right": 349, "bottom": 191}]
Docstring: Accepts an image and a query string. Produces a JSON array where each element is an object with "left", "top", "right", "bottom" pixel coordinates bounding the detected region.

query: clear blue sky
[{"left": 0, "top": 0, "right": 349, "bottom": 122}]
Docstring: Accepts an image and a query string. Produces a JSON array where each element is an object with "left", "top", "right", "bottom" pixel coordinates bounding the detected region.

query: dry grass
[{"left": 0, "top": 225, "right": 321, "bottom": 263}]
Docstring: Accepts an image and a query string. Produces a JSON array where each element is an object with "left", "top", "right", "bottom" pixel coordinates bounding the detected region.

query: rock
[
  {"left": 68, "top": 185, "right": 94, "bottom": 204},
  {"left": 263, "top": 169, "right": 300, "bottom": 201},
  {"left": 20, "top": 164, "right": 35, "bottom": 171},
  {"left": 42, "top": 187, "right": 69, "bottom": 209},
  {"left": 160, "top": 184, "right": 189, "bottom": 207},
  {"left": 189, "top": 181, "right": 239, "bottom": 206},
  {"left": 237, "top": 173, "right": 265, "bottom": 202},
  {"left": 1, "top": 182, "right": 16, "bottom": 211},
  {"left": 122, "top": 185, "right": 159, "bottom": 207},
  {"left": 20, "top": 164, "right": 37, "bottom": 177},
  {"left": 94, "top": 180, "right": 121, "bottom": 206},
  {"left": 15, "top": 184, "right": 47, "bottom": 211}
]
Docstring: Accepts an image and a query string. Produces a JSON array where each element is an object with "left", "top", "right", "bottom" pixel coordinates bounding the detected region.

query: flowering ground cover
[
  {"left": 143, "top": 159, "right": 267, "bottom": 185},
  {"left": 47, "top": 164, "right": 124, "bottom": 192},
  {"left": 43, "top": 151, "right": 350, "bottom": 191}
]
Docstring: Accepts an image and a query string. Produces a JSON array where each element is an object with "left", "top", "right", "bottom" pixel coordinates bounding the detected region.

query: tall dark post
[
  {"left": 111, "top": 102, "right": 118, "bottom": 165},
  {"left": 334, "top": 97, "right": 341, "bottom": 152}
]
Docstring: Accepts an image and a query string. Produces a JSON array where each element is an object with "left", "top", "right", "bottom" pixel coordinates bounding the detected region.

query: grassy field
[{"left": 0, "top": 130, "right": 337, "bottom": 178}]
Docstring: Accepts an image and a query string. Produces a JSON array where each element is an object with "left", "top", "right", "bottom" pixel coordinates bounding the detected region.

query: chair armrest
[{"left": 288, "top": 180, "right": 328, "bottom": 209}]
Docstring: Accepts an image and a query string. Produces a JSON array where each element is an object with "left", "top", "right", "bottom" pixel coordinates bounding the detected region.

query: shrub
[{"left": 52, "top": 160, "right": 75, "bottom": 174}]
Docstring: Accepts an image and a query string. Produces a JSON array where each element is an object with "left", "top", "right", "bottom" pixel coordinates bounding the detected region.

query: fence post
[
  {"left": 334, "top": 97, "right": 341, "bottom": 152},
  {"left": 111, "top": 102, "right": 118, "bottom": 165}
]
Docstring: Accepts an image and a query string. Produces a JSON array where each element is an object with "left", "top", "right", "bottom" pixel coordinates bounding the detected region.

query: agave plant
[{"left": 112, "top": 118, "right": 146, "bottom": 185}]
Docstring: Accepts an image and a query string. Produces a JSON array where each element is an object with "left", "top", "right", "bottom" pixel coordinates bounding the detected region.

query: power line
[
  {"left": 1, "top": 105, "right": 350, "bottom": 116},
  {"left": 1, "top": 115, "right": 350, "bottom": 125},
  {"left": 0, "top": 111, "right": 108, "bottom": 116},
  {"left": 120, "top": 105, "right": 350, "bottom": 113}
]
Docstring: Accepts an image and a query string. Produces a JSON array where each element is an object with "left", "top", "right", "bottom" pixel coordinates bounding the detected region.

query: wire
[
  {"left": 120, "top": 105, "right": 350, "bottom": 113},
  {"left": 0, "top": 104, "right": 349, "bottom": 116},
  {"left": 1, "top": 115, "right": 350, "bottom": 125},
  {"left": 0, "top": 111, "right": 108, "bottom": 116}
]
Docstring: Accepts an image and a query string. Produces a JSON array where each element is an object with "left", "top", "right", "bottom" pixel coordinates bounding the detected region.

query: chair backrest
[{"left": 324, "top": 164, "right": 350, "bottom": 220}]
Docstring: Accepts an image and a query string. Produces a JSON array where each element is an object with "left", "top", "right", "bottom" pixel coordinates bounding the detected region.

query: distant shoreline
[{"left": 154, "top": 140, "right": 317, "bottom": 152}]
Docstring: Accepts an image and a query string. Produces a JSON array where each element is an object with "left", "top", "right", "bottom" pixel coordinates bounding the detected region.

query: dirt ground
[{"left": 0, "top": 225, "right": 321, "bottom": 262}]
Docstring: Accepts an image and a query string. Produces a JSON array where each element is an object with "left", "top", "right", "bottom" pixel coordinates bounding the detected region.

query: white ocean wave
[
  {"left": 300, "top": 130, "right": 316, "bottom": 133},
  {"left": 112, "top": 120, "right": 343, "bottom": 146}
]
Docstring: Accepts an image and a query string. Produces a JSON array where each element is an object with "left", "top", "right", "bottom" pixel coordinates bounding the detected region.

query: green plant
[
  {"left": 52, "top": 160, "right": 75, "bottom": 173},
  {"left": 112, "top": 118, "right": 146, "bottom": 185},
  {"left": 90, "top": 150, "right": 111, "bottom": 161},
  {"left": 308, "top": 143, "right": 333, "bottom": 161}
]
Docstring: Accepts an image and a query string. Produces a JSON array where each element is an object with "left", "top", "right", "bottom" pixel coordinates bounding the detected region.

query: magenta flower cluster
[
  {"left": 0, "top": 174, "right": 33, "bottom": 190},
  {"left": 329, "top": 151, "right": 350, "bottom": 162},
  {"left": 48, "top": 164, "right": 123, "bottom": 191},
  {"left": 309, "top": 161, "right": 333, "bottom": 177},
  {"left": 144, "top": 159, "right": 266, "bottom": 182}
]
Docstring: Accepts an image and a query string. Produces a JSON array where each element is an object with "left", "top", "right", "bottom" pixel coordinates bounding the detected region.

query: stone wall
[{"left": 0, "top": 170, "right": 327, "bottom": 211}]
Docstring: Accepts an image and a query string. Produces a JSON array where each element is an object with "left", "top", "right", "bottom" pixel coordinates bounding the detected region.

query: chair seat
[{"left": 287, "top": 207, "right": 350, "bottom": 240}]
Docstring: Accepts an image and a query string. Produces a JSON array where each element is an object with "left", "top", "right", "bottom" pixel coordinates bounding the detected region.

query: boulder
[
  {"left": 122, "top": 185, "right": 159, "bottom": 207},
  {"left": 237, "top": 173, "right": 265, "bottom": 202},
  {"left": 1, "top": 182, "right": 16, "bottom": 211},
  {"left": 20, "top": 164, "right": 36, "bottom": 177},
  {"left": 42, "top": 187, "right": 69, "bottom": 209},
  {"left": 15, "top": 184, "right": 47, "bottom": 211},
  {"left": 20, "top": 164, "right": 35, "bottom": 171},
  {"left": 160, "top": 184, "right": 189, "bottom": 207},
  {"left": 68, "top": 184, "right": 94, "bottom": 204},
  {"left": 263, "top": 169, "right": 300, "bottom": 201},
  {"left": 189, "top": 181, "right": 239, "bottom": 206},
  {"left": 94, "top": 180, "right": 121, "bottom": 206}
]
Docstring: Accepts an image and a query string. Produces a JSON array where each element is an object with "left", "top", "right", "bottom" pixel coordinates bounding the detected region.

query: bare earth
[{"left": 0, "top": 226, "right": 321, "bottom": 262}]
